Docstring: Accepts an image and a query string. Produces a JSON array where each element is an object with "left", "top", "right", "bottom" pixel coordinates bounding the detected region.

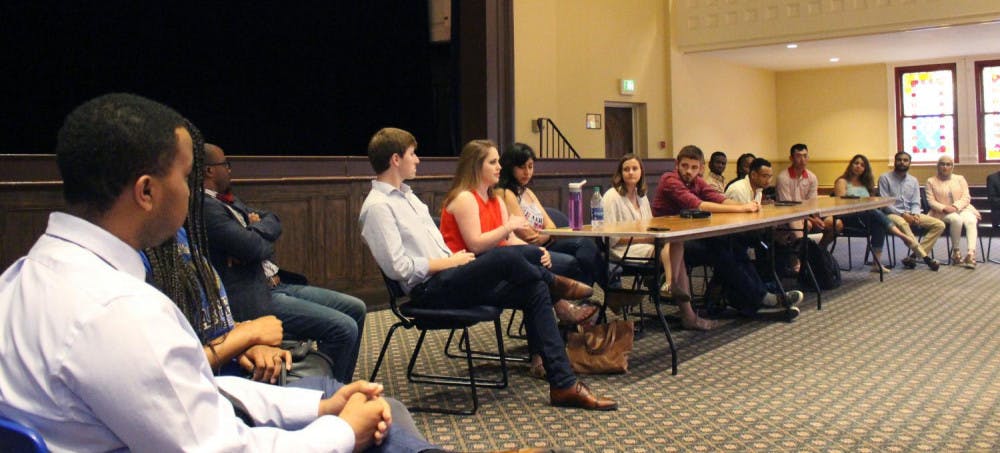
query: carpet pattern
[{"left": 354, "top": 238, "right": 999, "bottom": 452}]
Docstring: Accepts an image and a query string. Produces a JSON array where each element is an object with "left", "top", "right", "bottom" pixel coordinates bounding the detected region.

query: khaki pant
[{"left": 886, "top": 213, "right": 945, "bottom": 257}]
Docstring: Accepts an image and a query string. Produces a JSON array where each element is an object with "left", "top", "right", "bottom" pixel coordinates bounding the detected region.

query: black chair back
[{"left": 544, "top": 206, "right": 569, "bottom": 228}]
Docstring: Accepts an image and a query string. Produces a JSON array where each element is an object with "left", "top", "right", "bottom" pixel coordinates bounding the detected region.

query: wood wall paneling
[{"left": 1, "top": 156, "right": 675, "bottom": 309}]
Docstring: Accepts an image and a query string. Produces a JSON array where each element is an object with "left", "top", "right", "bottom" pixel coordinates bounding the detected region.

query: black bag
[
  {"left": 798, "top": 240, "right": 841, "bottom": 291},
  {"left": 277, "top": 340, "right": 335, "bottom": 385}
]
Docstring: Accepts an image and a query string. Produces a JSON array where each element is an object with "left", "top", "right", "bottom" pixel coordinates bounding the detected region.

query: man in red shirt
[{"left": 652, "top": 145, "right": 803, "bottom": 320}]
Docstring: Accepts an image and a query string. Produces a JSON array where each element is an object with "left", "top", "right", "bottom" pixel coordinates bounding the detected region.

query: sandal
[{"left": 681, "top": 316, "right": 718, "bottom": 331}]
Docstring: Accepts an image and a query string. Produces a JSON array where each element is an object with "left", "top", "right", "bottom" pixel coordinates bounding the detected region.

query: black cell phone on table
[{"left": 647, "top": 227, "right": 670, "bottom": 231}]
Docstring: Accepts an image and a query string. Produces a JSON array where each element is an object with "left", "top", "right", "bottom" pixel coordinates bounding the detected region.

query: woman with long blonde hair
[{"left": 439, "top": 139, "right": 597, "bottom": 324}]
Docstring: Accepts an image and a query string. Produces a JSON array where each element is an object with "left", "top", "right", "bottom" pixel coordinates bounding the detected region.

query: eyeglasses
[{"left": 206, "top": 161, "right": 231, "bottom": 169}]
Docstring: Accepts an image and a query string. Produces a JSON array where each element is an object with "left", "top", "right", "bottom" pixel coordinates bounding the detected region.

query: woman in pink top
[{"left": 926, "top": 156, "right": 981, "bottom": 268}]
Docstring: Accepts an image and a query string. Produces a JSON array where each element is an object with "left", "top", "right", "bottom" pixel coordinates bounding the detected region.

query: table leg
[
  {"left": 794, "top": 222, "right": 822, "bottom": 310},
  {"left": 651, "top": 238, "right": 678, "bottom": 375}
]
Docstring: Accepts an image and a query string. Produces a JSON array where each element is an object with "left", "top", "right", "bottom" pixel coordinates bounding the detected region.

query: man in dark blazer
[{"left": 201, "top": 143, "right": 367, "bottom": 382}]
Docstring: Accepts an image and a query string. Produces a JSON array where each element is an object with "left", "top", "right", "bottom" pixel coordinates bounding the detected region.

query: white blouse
[{"left": 602, "top": 188, "right": 655, "bottom": 260}]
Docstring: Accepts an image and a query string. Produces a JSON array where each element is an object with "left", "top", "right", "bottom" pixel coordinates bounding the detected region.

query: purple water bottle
[{"left": 567, "top": 180, "right": 586, "bottom": 230}]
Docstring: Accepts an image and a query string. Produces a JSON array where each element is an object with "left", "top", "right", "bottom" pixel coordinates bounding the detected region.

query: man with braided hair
[{"left": 143, "top": 119, "right": 291, "bottom": 382}]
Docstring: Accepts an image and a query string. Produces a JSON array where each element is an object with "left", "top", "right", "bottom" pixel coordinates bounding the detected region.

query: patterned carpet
[{"left": 354, "top": 238, "right": 999, "bottom": 452}]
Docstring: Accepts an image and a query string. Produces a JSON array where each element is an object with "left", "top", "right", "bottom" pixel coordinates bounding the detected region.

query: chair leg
[
  {"left": 461, "top": 327, "right": 479, "bottom": 415},
  {"left": 492, "top": 319, "right": 510, "bottom": 389},
  {"left": 837, "top": 236, "right": 853, "bottom": 271},
  {"left": 406, "top": 327, "right": 509, "bottom": 416},
  {"left": 505, "top": 309, "right": 527, "bottom": 340},
  {"left": 945, "top": 235, "right": 952, "bottom": 264},
  {"left": 979, "top": 233, "right": 987, "bottom": 263},
  {"left": 989, "top": 231, "right": 1000, "bottom": 264},
  {"left": 370, "top": 322, "right": 404, "bottom": 382}
]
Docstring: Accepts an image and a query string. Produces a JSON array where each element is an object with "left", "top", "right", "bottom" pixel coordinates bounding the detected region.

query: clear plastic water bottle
[{"left": 590, "top": 186, "right": 604, "bottom": 229}]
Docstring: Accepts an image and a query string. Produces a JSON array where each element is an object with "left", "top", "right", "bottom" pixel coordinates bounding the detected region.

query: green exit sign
[{"left": 620, "top": 79, "right": 636, "bottom": 95}]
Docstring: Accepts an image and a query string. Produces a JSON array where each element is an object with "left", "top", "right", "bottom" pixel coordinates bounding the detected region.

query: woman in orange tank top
[{"left": 439, "top": 140, "right": 597, "bottom": 321}]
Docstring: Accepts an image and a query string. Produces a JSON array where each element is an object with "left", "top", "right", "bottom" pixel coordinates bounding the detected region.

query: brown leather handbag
[{"left": 566, "top": 320, "right": 634, "bottom": 374}]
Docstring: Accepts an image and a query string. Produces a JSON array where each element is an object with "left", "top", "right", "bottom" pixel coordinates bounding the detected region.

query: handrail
[{"left": 535, "top": 118, "right": 580, "bottom": 159}]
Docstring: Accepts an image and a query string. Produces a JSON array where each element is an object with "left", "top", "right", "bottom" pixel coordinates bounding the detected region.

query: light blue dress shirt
[
  {"left": 878, "top": 171, "right": 923, "bottom": 215},
  {"left": 359, "top": 180, "right": 453, "bottom": 294}
]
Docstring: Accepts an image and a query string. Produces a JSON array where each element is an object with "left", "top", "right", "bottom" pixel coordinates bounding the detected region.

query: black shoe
[
  {"left": 923, "top": 256, "right": 940, "bottom": 271},
  {"left": 901, "top": 256, "right": 917, "bottom": 269}
]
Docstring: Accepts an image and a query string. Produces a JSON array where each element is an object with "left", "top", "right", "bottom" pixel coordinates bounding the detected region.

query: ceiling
[{"left": 697, "top": 21, "right": 1000, "bottom": 72}]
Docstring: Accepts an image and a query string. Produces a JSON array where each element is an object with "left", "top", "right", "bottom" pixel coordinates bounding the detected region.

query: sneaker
[
  {"left": 784, "top": 290, "right": 804, "bottom": 307},
  {"left": 923, "top": 256, "right": 940, "bottom": 271},
  {"left": 756, "top": 305, "right": 800, "bottom": 321},
  {"left": 761, "top": 290, "right": 804, "bottom": 308},
  {"left": 786, "top": 305, "right": 801, "bottom": 321},
  {"left": 901, "top": 256, "right": 917, "bottom": 269},
  {"left": 962, "top": 254, "right": 977, "bottom": 269}
]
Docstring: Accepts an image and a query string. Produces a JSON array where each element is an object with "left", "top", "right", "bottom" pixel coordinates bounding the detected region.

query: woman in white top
[
  {"left": 926, "top": 155, "right": 981, "bottom": 268},
  {"left": 602, "top": 154, "right": 716, "bottom": 331}
]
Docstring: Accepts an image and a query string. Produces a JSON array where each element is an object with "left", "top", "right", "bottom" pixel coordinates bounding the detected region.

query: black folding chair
[{"left": 369, "top": 270, "right": 513, "bottom": 415}]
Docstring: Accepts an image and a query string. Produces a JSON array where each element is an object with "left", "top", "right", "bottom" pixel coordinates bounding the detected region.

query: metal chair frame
[
  {"left": 369, "top": 271, "right": 511, "bottom": 415},
  {"left": 600, "top": 237, "right": 678, "bottom": 375}
]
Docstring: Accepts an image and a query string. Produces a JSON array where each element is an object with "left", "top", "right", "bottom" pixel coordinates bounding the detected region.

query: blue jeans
[
  {"left": 548, "top": 236, "right": 604, "bottom": 287},
  {"left": 843, "top": 210, "right": 890, "bottom": 253},
  {"left": 271, "top": 284, "right": 366, "bottom": 382},
  {"left": 289, "top": 376, "right": 436, "bottom": 452}
]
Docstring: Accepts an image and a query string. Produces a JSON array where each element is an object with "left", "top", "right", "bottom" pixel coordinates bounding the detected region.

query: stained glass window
[
  {"left": 895, "top": 64, "right": 957, "bottom": 163},
  {"left": 976, "top": 60, "right": 1000, "bottom": 162}
]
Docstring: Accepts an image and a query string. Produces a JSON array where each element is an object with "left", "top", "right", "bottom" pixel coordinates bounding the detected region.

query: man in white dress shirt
[
  {"left": 0, "top": 93, "right": 390, "bottom": 452},
  {"left": 725, "top": 157, "right": 773, "bottom": 203}
]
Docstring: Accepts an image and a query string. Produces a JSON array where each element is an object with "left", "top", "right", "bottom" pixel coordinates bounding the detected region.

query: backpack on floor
[{"left": 798, "top": 239, "right": 842, "bottom": 291}]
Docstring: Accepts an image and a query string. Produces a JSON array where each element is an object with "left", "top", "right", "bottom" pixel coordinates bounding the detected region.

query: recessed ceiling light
[
  {"left": 786, "top": 44, "right": 798, "bottom": 49},
  {"left": 829, "top": 57, "right": 840, "bottom": 62}
]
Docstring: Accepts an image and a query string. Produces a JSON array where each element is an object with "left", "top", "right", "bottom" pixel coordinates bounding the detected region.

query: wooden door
[{"left": 604, "top": 106, "right": 633, "bottom": 158}]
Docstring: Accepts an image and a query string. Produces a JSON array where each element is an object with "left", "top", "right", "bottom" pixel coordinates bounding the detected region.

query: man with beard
[
  {"left": 878, "top": 151, "right": 944, "bottom": 270},
  {"left": 652, "top": 145, "right": 803, "bottom": 321}
]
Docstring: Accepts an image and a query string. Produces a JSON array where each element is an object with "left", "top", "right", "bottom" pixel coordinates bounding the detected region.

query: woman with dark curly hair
[
  {"left": 496, "top": 142, "right": 604, "bottom": 289},
  {"left": 833, "top": 154, "right": 922, "bottom": 273}
]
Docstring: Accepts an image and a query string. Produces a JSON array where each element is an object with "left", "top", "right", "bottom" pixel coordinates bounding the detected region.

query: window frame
[
  {"left": 894, "top": 62, "right": 959, "bottom": 163},
  {"left": 975, "top": 59, "right": 1000, "bottom": 163}
]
